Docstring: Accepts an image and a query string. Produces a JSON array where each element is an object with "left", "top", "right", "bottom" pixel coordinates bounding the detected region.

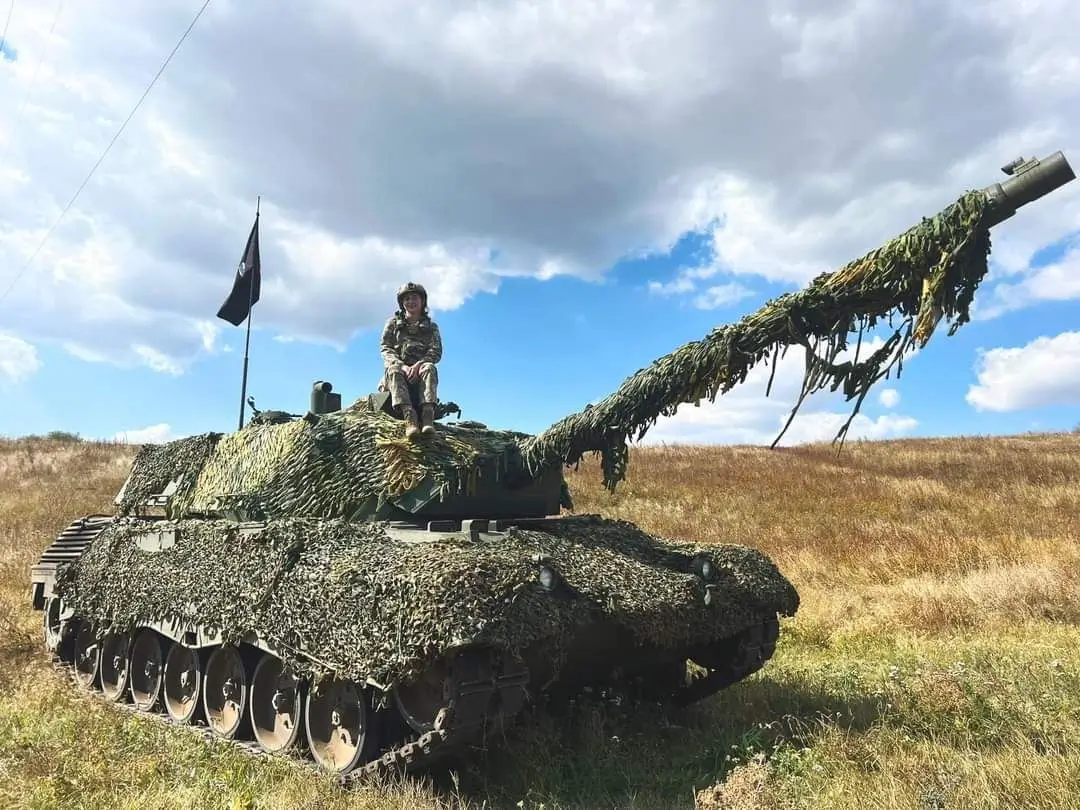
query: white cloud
[
  {"left": 644, "top": 407, "right": 917, "bottom": 446},
  {"left": 640, "top": 335, "right": 918, "bottom": 446},
  {"left": 648, "top": 276, "right": 696, "bottom": 296},
  {"left": 0, "top": 0, "right": 1077, "bottom": 377},
  {"left": 0, "top": 333, "right": 40, "bottom": 382},
  {"left": 972, "top": 236, "right": 1080, "bottom": 320},
  {"left": 693, "top": 283, "right": 755, "bottom": 310},
  {"left": 113, "top": 423, "right": 173, "bottom": 444},
  {"left": 966, "top": 331, "right": 1080, "bottom": 412},
  {"left": 879, "top": 388, "right": 900, "bottom": 408}
]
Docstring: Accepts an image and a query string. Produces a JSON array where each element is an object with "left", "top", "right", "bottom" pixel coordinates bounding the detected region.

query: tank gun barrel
[
  {"left": 981, "top": 151, "right": 1075, "bottom": 228},
  {"left": 521, "top": 150, "right": 1076, "bottom": 491}
]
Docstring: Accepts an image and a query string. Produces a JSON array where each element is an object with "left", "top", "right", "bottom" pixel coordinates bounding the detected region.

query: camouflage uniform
[
  {"left": 380, "top": 282, "right": 442, "bottom": 437},
  {"left": 380, "top": 315, "right": 442, "bottom": 405}
]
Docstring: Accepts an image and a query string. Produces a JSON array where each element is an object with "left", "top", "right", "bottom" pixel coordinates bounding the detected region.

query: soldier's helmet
[{"left": 396, "top": 281, "right": 428, "bottom": 311}]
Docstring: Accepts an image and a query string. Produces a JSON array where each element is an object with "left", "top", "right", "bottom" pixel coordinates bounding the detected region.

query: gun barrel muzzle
[{"left": 981, "top": 150, "right": 1076, "bottom": 228}]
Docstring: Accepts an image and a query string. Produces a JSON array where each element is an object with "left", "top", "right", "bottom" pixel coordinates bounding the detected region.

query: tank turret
[{"left": 27, "top": 150, "right": 1076, "bottom": 782}]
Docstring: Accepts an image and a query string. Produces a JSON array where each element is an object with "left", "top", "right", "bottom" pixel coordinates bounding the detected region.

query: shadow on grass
[{"left": 417, "top": 671, "right": 887, "bottom": 810}]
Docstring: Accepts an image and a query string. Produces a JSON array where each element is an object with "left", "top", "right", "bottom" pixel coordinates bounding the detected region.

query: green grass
[{"left": 0, "top": 435, "right": 1078, "bottom": 808}]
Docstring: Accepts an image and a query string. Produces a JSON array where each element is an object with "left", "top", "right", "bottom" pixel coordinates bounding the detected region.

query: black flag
[{"left": 216, "top": 213, "right": 261, "bottom": 326}]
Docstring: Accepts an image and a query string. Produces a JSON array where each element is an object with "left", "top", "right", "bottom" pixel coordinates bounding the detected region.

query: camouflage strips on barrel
[
  {"left": 520, "top": 190, "right": 995, "bottom": 490},
  {"left": 52, "top": 514, "right": 799, "bottom": 688}
]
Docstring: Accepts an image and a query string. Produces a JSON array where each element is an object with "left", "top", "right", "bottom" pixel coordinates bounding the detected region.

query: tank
[{"left": 28, "top": 150, "right": 1076, "bottom": 782}]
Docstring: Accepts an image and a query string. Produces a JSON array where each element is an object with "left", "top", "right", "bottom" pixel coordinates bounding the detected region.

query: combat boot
[
  {"left": 421, "top": 404, "right": 435, "bottom": 436},
  {"left": 401, "top": 405, "right": 420, "bottom": 439}
]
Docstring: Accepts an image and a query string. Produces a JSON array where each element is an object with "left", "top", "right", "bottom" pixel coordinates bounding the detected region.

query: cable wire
[
  {"left": 0, "top": 0, "right": 66, "bottom": 170},
  {"left": 0, "top": 0, "right": 214, "bottom": 305}
]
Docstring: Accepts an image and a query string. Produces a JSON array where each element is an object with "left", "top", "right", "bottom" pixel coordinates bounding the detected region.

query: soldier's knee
[{"left": 418, "top": 362, "right": 437, "bottom": 377}]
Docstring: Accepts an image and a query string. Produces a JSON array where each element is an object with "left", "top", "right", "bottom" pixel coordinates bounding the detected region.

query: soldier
[{"left": 380, "top": 281, "right": 442, "bottom": 439}]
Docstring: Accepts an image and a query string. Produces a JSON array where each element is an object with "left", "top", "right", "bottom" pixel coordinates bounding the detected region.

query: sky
[{"left": 1, "top": 0, "right": 1079, "bottom": 448}]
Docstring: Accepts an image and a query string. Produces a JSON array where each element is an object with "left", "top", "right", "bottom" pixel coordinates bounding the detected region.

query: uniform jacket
[{"left": 380, "top": 313, "right": 443, "bottom": 370}]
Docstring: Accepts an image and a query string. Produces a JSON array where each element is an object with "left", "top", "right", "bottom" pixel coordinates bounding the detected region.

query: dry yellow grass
[{"left": 0, "top": 432, "right": 1078, "bottom": 809}]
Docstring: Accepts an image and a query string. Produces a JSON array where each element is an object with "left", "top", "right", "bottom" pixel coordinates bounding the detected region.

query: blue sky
[
  {"left": 1, "top": 1, "right": 1079, "bottom": 446},
  {"left": 4, "top": 218, "right": 1079, "bottom": 445}
]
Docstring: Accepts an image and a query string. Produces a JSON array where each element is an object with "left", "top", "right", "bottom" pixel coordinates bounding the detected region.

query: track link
[
  {"left": 43, "top": 616, "right": 779, "bottom": 785},
  {"left": 46, "top": 635, "right": 529, "bottom": 785}
]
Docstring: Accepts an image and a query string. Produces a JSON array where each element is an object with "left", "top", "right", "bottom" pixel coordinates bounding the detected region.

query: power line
[
  {"left": 0, "top": 0, "right": 67, "bottom": 171},
  {"left": 0, "top": 0, "right": 214, "bottom": 305}
]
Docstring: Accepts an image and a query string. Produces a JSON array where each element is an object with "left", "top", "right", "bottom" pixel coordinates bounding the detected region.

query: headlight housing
[
  {"left": 690, "top": 554, "right": 722, "bottom": 606},
  {"left": 531, "top": 552, "right": 564, "bottom": 593},
  {"left": 538, "top": 565, "right": 559, "bottom": 592},
  {"left": 690, "top": 554, "right": 718, "bottom": 582}
]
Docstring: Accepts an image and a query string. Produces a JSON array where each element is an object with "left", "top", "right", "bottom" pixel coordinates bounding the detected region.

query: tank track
[
  {"left": 40, "top": 613, "right": 781, "bottom": 786},
  {"left": 43, "top": 630, "right": 529, "bottom": 785},
  {"left": 31, "top": 517, "right": 785, "bottom": 785}
]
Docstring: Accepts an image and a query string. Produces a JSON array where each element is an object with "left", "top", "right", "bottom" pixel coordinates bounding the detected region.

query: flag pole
[{"left": 237, "top": 196, "right": 260, "bottom": 430}]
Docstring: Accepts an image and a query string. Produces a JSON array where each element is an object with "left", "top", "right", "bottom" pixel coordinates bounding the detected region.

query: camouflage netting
[
  {"left": 521, "top": 190, "right": 994, "bottom": 489},
  {"left": 116, "top": 432, "right": 223, "bottom": 514},
  {"left": 53, "top": 515, "right": 798, "bottom": 688},
  {"left": 116, "top": 402, "right": 549, "bottom": 520}
]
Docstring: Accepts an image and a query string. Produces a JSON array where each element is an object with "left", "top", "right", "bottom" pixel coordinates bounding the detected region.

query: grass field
[{"left": 0, "top": 432, "right": 1078, "bottom": 809}]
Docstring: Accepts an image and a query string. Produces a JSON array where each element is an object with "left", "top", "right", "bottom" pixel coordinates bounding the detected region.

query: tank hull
[{"left": 30, "top": 512, "right": 797, "bottom": 780}]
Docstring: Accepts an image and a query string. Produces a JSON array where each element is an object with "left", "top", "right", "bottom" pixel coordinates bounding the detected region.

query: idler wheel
[
  {"left": 393, "top": 661, "right": 450, "bottom": 734},
  {"left": 249, "top": 655, "right": 303, "bottom": 754},
  {"left": 128, "top": 629, "right": 165, "bottom": 711},
  {"left": 43, "top": 598, "right": 63, "bottom": 653},
  {"left": 99, "top": 632, "right": 132, "bottom": 702},
  {"left": 304, "top": 678, "right": 375, "bottom": 773},
  {"left": 73, "top": 623, "right": 101, "bottom": 690},
  {"left": 202, "top": 645, "right": 249, "bottom": 739},
  {"left": 690, "top": 624, "right": 763, "bottom": 672},
  {"left": 163, "top": 644, "right": 203, "bottom": 724}
]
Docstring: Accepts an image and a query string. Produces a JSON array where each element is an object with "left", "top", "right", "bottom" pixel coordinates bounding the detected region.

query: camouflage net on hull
[
  {"left": 522, "top": 190, "right": 994, "bottom": 489},
  {"left": 115, "top": 403, "right": 545, "bottom": 521},
  {"left": 53, "top": 515, "right": 799, "bottom": 688}
]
